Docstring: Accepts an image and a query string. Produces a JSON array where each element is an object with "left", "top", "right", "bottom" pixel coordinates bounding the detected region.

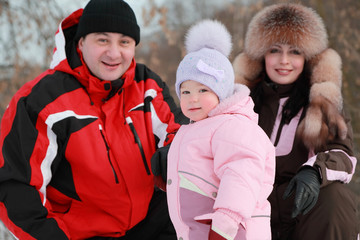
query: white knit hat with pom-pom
[{"left": 175, "top": 19, "right": 234, "bottom": 101}]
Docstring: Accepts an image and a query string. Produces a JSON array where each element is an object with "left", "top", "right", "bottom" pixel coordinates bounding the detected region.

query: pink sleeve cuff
[{"left": 195, "top": 211, "right": 243, "bottom": 240}]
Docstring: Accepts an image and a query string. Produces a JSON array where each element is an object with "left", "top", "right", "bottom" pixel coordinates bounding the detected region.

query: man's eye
[{"left": 98, "top": 39, "right": 108, "bottom": 43}]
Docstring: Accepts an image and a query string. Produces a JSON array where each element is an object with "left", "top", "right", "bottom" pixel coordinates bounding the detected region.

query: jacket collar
[
  {"left": 208, "top": 84, "right": 258, "bottom": 123},
  {"left": 74, "top": 48, "right": 136, "bottom": 106}
]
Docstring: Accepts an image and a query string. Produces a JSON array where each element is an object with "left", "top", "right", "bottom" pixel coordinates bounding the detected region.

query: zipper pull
[{"left": 125, "top": 117, "right": 151, "bottom": 175}]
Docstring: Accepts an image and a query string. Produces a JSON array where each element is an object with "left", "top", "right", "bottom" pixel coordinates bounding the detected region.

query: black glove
[
  {"left": 283, "top": 167, "right": 321, "bottom": 218},
  {"left": 151, "top": 145, "right": 170, "bottom": 182}
]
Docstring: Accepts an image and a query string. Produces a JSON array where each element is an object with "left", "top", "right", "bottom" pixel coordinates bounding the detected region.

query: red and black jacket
[{"left": 0, "top": 9, "right": 183, "bottom": 240}]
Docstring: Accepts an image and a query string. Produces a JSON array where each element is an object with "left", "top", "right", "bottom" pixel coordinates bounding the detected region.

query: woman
[{"left": 232, "top": 3, "right": 359, "bottom": 240}]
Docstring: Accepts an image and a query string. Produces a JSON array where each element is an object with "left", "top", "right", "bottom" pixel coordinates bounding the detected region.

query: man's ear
[{"left": 78, "top": 37, "right": 84, "bottom": 51}]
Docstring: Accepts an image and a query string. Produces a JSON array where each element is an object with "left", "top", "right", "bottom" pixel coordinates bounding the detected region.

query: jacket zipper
[
  {"left": 99, "top": 124, "right": 119, "bottom": 183},
  {"left": 274, "top": 115, "right": 287, "bottom": 147},
  {"left": 125, "top": 116, "right": 151, "bottom": 175}
]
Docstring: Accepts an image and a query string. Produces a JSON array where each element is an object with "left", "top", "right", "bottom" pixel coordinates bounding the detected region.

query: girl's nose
[{"left": 189, "top": 94, "right": 198, "bottom": 102}]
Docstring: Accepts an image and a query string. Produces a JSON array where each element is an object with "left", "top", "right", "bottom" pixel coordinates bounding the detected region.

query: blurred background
[{"left": 0, "top": 0, "right": 359, "bottom": 238}]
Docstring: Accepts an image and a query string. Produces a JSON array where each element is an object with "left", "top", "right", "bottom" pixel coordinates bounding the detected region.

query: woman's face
[{"left": 264, "top": 44, "right": 305, "bottom": 85}]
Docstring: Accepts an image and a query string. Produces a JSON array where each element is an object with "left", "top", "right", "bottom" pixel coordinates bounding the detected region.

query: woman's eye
[
  {"left": 269, "top": 48, "right": 280, "bottom": 53},
  {"left": 291, "top": 50, "right": 301, "bottom": 55}
]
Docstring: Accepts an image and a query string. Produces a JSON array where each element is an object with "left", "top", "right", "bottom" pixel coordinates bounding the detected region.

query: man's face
[{"left": 78, "top": 32, "right": 136, "bottom": 81}]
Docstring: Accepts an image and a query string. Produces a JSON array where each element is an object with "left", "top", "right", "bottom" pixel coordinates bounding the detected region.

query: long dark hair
[{"left": 251, "top": 62, "right": 311, "bottom": 124}]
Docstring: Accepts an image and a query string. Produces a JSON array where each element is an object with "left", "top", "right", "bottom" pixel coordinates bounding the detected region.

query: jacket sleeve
[
  {"left": 196, "top": 117, "right": 275, "bottom": 239},
  {"left": 0, "top": 92, "right": 69, "bottom": 239},
  {"left": 142, "top": 65, "right": 187, "bottom": 148},
  {"left": 305, "top": 109, "right": 357, "bottom": 187}
]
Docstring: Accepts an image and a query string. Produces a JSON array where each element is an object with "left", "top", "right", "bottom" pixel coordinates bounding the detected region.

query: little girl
[{"left": 166, "top": 19, "right": 276, "bottom": 240}]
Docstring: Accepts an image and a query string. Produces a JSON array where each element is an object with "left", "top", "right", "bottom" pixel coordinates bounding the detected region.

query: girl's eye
[
  {"left": 199, "top": 89, "right": 208, "bottom": 93},
  {"left": 181, "top": 90, "right": 190, "bottom": 95}
]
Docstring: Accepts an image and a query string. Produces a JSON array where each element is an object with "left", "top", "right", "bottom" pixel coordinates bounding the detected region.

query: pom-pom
[{"left": 185, "top": 19, "right": 232, "bottom": 57}]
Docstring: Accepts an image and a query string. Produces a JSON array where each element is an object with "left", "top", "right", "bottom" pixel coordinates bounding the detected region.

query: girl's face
[
  {"left": 180, "top": 80, "right": 219, "bottom": 122},
  {"left": 265, "top": 44, "right": 305, "bottom": 85}
]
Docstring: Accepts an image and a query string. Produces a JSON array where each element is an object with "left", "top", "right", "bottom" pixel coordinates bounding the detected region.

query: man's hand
[
  {"left": 151, "top": 145, "right": 170, "bottom": 182},
  {"left": 283, "top": 167, "right": 321, "bottom": 218}
]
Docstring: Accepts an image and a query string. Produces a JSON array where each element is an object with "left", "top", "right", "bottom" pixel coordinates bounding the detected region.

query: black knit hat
[{"left": 75, "top": 0, "right": 140, "bottom": 45}]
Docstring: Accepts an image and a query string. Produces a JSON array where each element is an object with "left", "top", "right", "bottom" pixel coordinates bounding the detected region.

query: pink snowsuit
[{"left": 167, "top": 84, "right": 276, "bottom": 240}]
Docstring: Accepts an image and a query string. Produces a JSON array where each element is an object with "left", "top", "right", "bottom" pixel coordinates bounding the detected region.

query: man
[{"left": 0, "top": 0, "right": 184, "bottom": 239}]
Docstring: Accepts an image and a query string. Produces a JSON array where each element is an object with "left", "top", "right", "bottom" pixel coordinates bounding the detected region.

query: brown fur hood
[{"left": 232, "top": 3, "right": 347, "bottom": 150}]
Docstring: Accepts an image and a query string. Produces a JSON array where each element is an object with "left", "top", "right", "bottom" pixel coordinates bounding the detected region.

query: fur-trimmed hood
[{"left": 232, "top": 3, "right": 347, "bottom": 149}]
